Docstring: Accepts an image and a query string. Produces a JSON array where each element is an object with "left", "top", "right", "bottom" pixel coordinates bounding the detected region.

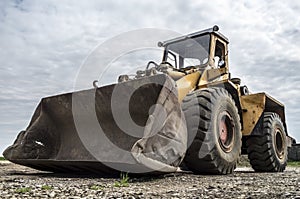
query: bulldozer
[{"left": 3, "top": 26, "right": 294, "bottom": 175}]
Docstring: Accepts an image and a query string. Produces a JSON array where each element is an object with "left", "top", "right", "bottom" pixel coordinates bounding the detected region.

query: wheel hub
[
  {"left": 274, "top": 128, "right": 285, "bottom": 160},
  {"left": 218, "top": 111, "right": 235, "bottom": 152}
]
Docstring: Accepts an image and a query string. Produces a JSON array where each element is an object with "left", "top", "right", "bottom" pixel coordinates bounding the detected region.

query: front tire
[
  {"left": 182, "top": 88, "right": 242, "bottom": 174},
  {"left": 246, "top": 112, "right": 288, "bottom": 172}
]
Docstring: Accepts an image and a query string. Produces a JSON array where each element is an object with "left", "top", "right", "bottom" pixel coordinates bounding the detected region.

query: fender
[{"left": 240, "top": 93, "right": 293, "bottom": 146}]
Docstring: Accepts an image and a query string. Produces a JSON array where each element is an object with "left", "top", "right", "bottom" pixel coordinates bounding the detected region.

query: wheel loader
[{"left": 3, "top": 26, "right": 294, "bottom": 175}]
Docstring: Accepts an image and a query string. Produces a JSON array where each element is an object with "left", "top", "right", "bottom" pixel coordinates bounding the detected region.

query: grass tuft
[
  {"left": 114, "top": 172, "right": 129, "bottom": 187},
  {"left": 15, "top": 187, "right": 31, "bottom": 194},
  {"left": 90, "top": 185, "right": 103, "bottom": 190},
  {"left": 41, "top": 185, "right": 52, "bottom": 190},
  {"left": 0, "top": 157, "right": 6, "bottom": 161},
  {"left": 287, "top": 161, "right": 300, "bottom": 167}
]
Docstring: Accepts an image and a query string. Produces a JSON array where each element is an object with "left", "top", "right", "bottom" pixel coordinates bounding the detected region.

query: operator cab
[
  {"left": 159, "top": 25, "right": 228, "bottom": 72},
  {"left": 163, "top": 34, "right": 210, "bottom": 69},
  {"left": 131, "top": 26, "right": 229, "bottom": 83}
]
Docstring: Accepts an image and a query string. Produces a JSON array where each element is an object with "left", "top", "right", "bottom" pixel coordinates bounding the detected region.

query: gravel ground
[{"left": 0, "top": 160, "right": 299, "bottom": 199}]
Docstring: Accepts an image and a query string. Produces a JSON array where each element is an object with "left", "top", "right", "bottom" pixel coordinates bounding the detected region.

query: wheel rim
[
  {"left": 218, "top": 111, "right": 235, "bottom": 152},
  {"left": 274, "top": 127, "right": 285, "bottom": 160}
]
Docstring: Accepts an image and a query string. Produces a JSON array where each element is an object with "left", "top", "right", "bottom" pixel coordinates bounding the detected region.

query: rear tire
[
  {"left": 182, "top": 88, "right": 242, "bottom": 174},
  {"left": 246, "top": 112, "right": 287, "bottom": 172}
]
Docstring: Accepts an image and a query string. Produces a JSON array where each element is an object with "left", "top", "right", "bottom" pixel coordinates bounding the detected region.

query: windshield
[{"left": 164, "top": 34, "right": 210, "bottom": 68}]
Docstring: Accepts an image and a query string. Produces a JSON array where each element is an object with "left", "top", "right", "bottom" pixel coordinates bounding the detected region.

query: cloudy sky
[{"left": 0, "top": 0, "right": 300, "bottom": 154}]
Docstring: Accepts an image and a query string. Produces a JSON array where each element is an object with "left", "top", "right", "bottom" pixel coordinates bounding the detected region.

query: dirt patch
[{"left": 0, "top": 161, "right": 299, "bottom": 198}]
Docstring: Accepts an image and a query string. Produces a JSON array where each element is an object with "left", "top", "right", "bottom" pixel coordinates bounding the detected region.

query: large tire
[
  {"left": 246, "top": 112, "right": 288, "bottom": 172},
  {"left": 182, "top": 87, "right": 242, "bottom": 174}
]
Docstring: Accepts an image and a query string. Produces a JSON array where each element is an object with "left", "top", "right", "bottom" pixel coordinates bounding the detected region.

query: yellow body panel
[
  {"left": 240, "top": 93, "right": 266, "bottom": 135},
  {"left": 198, "top": 68, "right": 228, "bottom": 88},
  {"left": 175, "top": 71, "right": 201, "bottom": 102}
]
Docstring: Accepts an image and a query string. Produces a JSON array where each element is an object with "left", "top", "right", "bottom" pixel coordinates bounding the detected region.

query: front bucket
[{"left": 3, "top": 74, "right": 187, "bottom": 174}]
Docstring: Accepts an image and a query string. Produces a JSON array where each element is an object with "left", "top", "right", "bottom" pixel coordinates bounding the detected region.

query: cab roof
[{"left": 159, "top": 25, "right": 229, "bottom": 47}]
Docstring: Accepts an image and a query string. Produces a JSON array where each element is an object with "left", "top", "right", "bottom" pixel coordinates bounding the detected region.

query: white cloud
[{"left": 0, "top": 0, "right": 300, "bottom": 153}]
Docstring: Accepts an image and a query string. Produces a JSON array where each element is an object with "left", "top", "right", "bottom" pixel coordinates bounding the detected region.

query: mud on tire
[
  {"left": 182, "top": 87, "right": 242, "bottom": 174},
  {"left": 246, "top": 112, "right": 288, "bottom": 172}
]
